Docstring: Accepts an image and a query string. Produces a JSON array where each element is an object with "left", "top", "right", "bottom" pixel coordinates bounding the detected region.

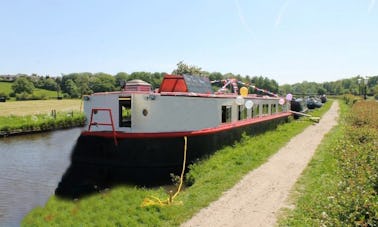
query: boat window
[
  {"left": 278, "top": 104, "right": 283, "bottom": 112},
  {"left": 238, "top": 106, "right": 247, "bottom": 120},
  {"left": 253, "top": 105, "right": 260, "bottom": 118},
  {"left": 221, "top": 106, "right": 232, "bottom": 123},
  {"left": 119, "top": 97, "right": 131, "bottom": 127},
  {"left": 262, "top": 104, "right": 269, "bottom": 115}
]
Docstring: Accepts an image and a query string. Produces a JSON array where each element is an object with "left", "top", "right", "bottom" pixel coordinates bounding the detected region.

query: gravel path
[{"left": 182, "top": 101, "right": 339, "bottom": 227}]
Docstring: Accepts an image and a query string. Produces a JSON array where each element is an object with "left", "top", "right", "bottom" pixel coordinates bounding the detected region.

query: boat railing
[{"left": 88, "top": 108, "right": 118, "bottom": 146}]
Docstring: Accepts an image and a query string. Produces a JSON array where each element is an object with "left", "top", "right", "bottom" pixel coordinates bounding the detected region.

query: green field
[
  {"left": 0, "top": 81, "right": 58, "bottom": 100},
  {"left": 33, "top": 88, "right": 58, "bottom": 98},
  {"left": 0, "top": 98, "right": 84, "bottom": 135},
  {"left": 0, "top": 81, "right": 12, "bottom": 95},
  {"left": 0, "top": 99, "right": 82, "bottom": 116}
]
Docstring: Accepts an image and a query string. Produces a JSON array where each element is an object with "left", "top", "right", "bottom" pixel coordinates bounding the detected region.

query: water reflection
[{"left": 0, "top": 128, "right": 82, "bottom": 226}]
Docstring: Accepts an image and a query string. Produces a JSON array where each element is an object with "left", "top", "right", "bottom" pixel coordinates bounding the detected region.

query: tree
[
  {"left": 373, "top": 84, "right": 378, "bottom": 100},
  {"left": 11, "top": 77, "right": 34, "bottom": 94},
  {"left": 250, "top": 76, "right": 279, "bottom": 94},
  {"left": 317, "top": 87, "right": 327, "bottom": 95},
  {"left": 64, "top": 79, "right": 80, "bottom": 98},
  {"left": 172, "top": 61, "right": 202, "bottom": 75},
  {"left": 89, "top": 73, "right": 115, "bottom": 93},
  {"left": 115, "top": 72, "right": 129, "bottom": 89},
  {"left": 75, "top": 74, "right": 92, "bottom": 96},
  {"left": 209, "top": 72, "right": 223, "bottom": 81},
  {"left": 43, "top": 78, "right": 58, "bottom": 91},
  {"left": 150, "top": 72, "right": 165, "bottom": 89}
]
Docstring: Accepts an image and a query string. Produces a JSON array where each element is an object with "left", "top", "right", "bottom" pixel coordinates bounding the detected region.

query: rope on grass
[{"left": 141, "top": 136, "right": 187, "bottom": 207}]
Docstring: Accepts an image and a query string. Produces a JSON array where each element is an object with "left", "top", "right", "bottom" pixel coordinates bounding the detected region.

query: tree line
[
  {"left": 2, "top": 62, "right": 378, "bottom": 100},
  {"left": 280, "top": 76, "right": 378, "bottom": 98}
]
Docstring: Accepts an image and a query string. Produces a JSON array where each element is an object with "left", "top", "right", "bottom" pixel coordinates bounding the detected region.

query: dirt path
[{"left": 182, "top": 101, "right": 339, "bottom": 227}]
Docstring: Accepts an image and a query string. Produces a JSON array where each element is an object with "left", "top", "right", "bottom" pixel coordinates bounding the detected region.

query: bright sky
[{"left": 1, "top": 0, "right": 377, "bottom": 85}]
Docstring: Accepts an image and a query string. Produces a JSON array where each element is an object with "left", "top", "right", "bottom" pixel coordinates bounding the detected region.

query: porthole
[{"left": 142, "top": 109, "right": 148, "bottom": 116}]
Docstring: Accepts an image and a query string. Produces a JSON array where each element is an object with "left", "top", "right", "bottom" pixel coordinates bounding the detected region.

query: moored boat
[{"left": 55, "top": 74, "right": 291, "bottom": 198}]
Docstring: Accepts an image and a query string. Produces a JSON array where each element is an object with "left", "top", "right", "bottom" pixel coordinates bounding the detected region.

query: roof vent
[{"left": 123, "top": 79, "right": 152, "bottom": 92}]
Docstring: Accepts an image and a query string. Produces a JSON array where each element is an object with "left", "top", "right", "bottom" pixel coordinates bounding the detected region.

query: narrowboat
[{"left": 55, "top": 74, "right": 292, "bottom": 198}]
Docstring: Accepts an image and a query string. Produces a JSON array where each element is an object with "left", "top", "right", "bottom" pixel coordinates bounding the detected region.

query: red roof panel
[{"left": 159, "top": 75, "right": 188, "bottom": 92}]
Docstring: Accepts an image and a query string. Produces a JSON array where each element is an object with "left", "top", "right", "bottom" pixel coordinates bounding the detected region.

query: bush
[
  {"left": 0, "top": 91, "right": 8, "bottom": 99},
  {"left": 15, "top": 92, "right": 49, "bottom": 100},
  {"left": 15, "top": 92, "right": 31, "bottom": 100},
  {"left": 343, "top": 94, "right": 360, "bottom": 105},
  {"left": 280, "top": 100, "right": 378, "bottom": 226}
]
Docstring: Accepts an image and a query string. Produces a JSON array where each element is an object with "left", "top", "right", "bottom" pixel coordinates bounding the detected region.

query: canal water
[{"left": 0, "top": 128, "right": 83, "bottom": 226}]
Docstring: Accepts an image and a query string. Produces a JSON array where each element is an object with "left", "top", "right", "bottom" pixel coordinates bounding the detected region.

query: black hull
[{"left": 55, "top": 116, "right": 289, "bottom": 198}]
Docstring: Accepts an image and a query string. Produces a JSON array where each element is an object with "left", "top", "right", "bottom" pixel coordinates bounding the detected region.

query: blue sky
[{"left": 0, "top": 0, "right": 377, "bottom": 85}]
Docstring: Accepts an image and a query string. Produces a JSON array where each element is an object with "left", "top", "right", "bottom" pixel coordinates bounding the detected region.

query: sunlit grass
[
  {"left": 0, "top": 81, "right": 13, "bottom": 94},
  {"left": 278, "top": 100, "right": 378, "bottom": 226},
  {"left": 0, "top": 99, "right": 82, "bottom": 116},
  {"left": 0, "top": 111, "right": 85, "bottom": 135}
]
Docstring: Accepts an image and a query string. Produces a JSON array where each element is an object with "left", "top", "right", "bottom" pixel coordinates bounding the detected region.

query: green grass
[
  {"left": 0, "top": 81, "right": 13, "bottom": 94},
  {"left": 0, "top": 111, "right": 85, "bottom": 135},
  {"left": 0, "top": 81, "right": 58, "bottom": 100},
  {"left": 277, "top": 113, "right": 343, "bottom": 226},
  {"left": 33, "top": 88, "right": 58, "bottom": 98},
  {"left": 22, "top": 102, "right": 332, "bottom": 226},
  {"left": 278, "top": 100, "right": 378, "bottom": 226},
  {"left": 0, "top": 99, "right": 82, "bottom": 116}
]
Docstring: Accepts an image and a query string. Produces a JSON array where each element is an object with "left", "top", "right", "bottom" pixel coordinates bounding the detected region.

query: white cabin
[{"left": 83, "top": 75, "right": 287, "bottom": 133}]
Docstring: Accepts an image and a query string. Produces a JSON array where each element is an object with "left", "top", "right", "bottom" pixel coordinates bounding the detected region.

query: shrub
[{"left": 280, "top": 100, "right": 378, "bottom": 226}]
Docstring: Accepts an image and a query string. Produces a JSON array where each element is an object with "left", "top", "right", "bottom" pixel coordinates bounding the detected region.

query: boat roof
[
  {"left": 158, "top": 74, "right": 213, "bottom": 94},
  {"left": 87, "top": 74, "right": 280, "bottom": 100}
]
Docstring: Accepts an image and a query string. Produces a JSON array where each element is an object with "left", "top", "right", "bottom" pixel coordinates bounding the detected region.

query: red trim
[{"left": 81, "top": 112, "right": 292, "bottom": 139}]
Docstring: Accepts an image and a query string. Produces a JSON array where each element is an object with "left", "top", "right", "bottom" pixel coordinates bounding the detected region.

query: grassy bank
[
  {"left": 278, "top": 100, "right": 378, "bottom": 226},
  {"left": 22, "top": 102, "right": 332, "bottom": 226},
  {"left": 0, "top": 111, "right": 85, "bottom": 136},
  {"left": 0, "top": 99, "right": 84, "bottom": 136}
]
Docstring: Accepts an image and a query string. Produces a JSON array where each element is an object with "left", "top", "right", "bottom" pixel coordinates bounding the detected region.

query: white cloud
[
  {"left": 368, "top": 0, "right": 375, "bottom": 13},
  {"left": 234, "top": 0, "right": 255, "bottom": 39},
  {"left": 275, "top": 0, "right": 291, "bottom": 28}
]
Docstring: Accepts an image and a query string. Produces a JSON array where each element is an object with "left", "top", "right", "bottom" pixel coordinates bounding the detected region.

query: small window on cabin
[
  {"left": 221, "top": 106, "right": 232, "bottom": 123},
  {"left": 272, "top": 104, "right": 277, "bottom": 113},
  {"left": 278, "top": 104, "right": 283, "bottom": 112},
  {"left": 254, "top": 105, "right": 260, "bottom": 118},
  {"left": 238, "top": 106, "right": 247, "bottom": 120},
  {"left": 119, "top": 97, "right": 131, "bottom": 127},
  {"left": 262, "top": 104, "right": 269, "bottom": 115}
]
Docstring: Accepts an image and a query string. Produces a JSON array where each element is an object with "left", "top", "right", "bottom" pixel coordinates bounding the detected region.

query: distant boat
[
  {"left": 306, "top": 97, "right": 323, "bottom": 109},
  {"left": 290, "top": 98, "right": 308, "bottom": 119},
  {"left": 55, "top": 74, "right": 291, "bottom": 198}
]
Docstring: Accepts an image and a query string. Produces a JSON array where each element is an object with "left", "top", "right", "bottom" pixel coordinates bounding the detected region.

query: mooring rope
[{"left": 141, "top": 136, "right": 187, "bottom": 207}]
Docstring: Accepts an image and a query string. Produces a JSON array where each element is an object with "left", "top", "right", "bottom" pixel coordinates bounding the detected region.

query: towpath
[{"left": 182, "top": 101, "right": 339, "bottom": 227}]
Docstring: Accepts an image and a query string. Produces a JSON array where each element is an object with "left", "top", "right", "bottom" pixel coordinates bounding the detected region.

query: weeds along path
[{"left": 182, "top": 101, "right": 340, "bottom": 227}]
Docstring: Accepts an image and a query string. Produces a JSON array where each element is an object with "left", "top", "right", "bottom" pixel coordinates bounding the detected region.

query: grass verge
[
  {"left": 0, "top": 111, "right": 85, "bottom": 136},
  {"left": 278, "top": 100, "right": 378, "bottom": 226},
  {"left": 22, "top": 101, "right": 332, "bottom": 226}
]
